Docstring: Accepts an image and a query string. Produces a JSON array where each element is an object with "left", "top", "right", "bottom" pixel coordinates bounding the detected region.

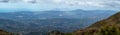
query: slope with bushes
[
  {"left": 50, "top": 12, "right": 120, "bottom": 35},
  {"left": 74, "top": 12, "right": 120, "bottom": 35},
  {"left": 0, "top": 29, "right": 18, "bottom": 35}
]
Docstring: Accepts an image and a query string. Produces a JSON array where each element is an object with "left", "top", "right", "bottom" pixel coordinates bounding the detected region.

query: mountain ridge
[
  {"left": 74, "top": 12, "right": 120, "bottom": 35},
  {"left": 0, "top": 9, "right": 116, "bottom": 20}
]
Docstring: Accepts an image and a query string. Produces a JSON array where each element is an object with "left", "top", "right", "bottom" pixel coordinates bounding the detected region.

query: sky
[{"left": 0, "top": 0, "right": 120, "bottom": 12}]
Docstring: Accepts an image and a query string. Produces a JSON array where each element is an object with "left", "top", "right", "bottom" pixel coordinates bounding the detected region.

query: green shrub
[{"left": 96, "top": 24, "right": 120, "bottom": 35}]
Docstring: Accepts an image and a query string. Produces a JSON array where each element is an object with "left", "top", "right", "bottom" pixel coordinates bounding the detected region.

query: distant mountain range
[
  {"left": 0, "top": 9, "right": 118, "bottom": 35},
  {"left": 0, "top": 9, "right": 117, "bottom": 19}
]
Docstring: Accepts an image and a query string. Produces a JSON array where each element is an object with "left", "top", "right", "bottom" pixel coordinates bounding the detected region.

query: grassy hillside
[
  {"left": 48, "top": 12, "right": 120, "bottom": 35},
  {"left": 0, "top": 29, "right": 18, "bottom": 35},
  {"left": 89, "top": 12, "right": 120, "bottom": 28},
  {"left": 74, "top": 12, "right": 120, "bottom": 35}
]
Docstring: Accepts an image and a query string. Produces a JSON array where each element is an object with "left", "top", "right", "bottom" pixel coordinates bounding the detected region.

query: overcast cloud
[{"left": 0, "top": 0, "right": 120, "bottom": 11}]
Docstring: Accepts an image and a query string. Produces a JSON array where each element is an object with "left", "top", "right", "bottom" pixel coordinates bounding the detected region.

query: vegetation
[
  {"left": 74, "top": 12, "right": 120, "bottom": 35},
  {"left": 0, "top": 29, "right": 18, "bottom": 35},
  {"left": 48, "top": 31, "right": 74, "bottom": 35},
  {"left": 96, "top": 24, "right": 120, "bottom": 35},
  {"left": 75, "top": 24, "right": 120, "bottom": 35},
  {"left": 49, "top": 12, "right": 120, "bottom": 35}
]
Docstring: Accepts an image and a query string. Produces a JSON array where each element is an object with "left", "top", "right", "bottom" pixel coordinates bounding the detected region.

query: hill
[
  {"left": 89, "top": 12, "right": 120, "bottom": 28},
  {"left": 50, "top": 12, "right": 120, "bottom": 35},
  {"left": 74, "top": 12, "right": 120, "bottom": 35},
  {"left": 0, "top": 29, "right": 18, "bottom": 35}
]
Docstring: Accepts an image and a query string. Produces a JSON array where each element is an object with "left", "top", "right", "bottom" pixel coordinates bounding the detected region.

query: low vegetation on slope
[
  {"left": 75, "top": 12, "right": 120, "bottom": 35},
  {"left": 0, "top": 29, "right": 18, "bottom": 35},
  {"left": 49, "top": 24, "right": 120, "bottom": 35},
  {"left": 48, "top": 12, "right": 120, "bottom": 35},
  {"left": 75, "top": 24, "right": 120, "bottom": 35}
]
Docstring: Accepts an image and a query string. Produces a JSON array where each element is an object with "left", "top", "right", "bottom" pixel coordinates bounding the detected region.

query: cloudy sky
[{"left": 0, "top": 0, "right": 120, "bottom": 11}]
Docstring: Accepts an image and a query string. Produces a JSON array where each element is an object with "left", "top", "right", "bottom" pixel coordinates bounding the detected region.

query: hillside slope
[
  {"left": 74, "top": 12, "right": 120, "bottom": 35},
  {"left": 89, "top": 12, "right": 120, "bottom": 28},
  {"left": 0, "top": 29, "right": 18, "bottom": 35}
]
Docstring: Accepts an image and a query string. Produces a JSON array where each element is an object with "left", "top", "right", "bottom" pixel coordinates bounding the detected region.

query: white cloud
[
  {"left": 23, "top": 0, "right": 34, "bottom": 2},
  {"left": 115, "top": 1, "right": 120, "bottom": 4},
  {"left": 23, "top": 0, "right": 30, "bottom": 2},
  {"left": 45, "top": 0, "right": 120, "bottom": 10},
  {"left": 52, "top": 0, "right": 63, "bottom": 3},
  {"left": 62, "top": 1, "right": 105, "bottom": 7},
  {"left": 0, "top": 0, "right": 120, "bottom": 10},
  {"left": 85, "top": 2, "right": 105, "bottom": 7}
]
